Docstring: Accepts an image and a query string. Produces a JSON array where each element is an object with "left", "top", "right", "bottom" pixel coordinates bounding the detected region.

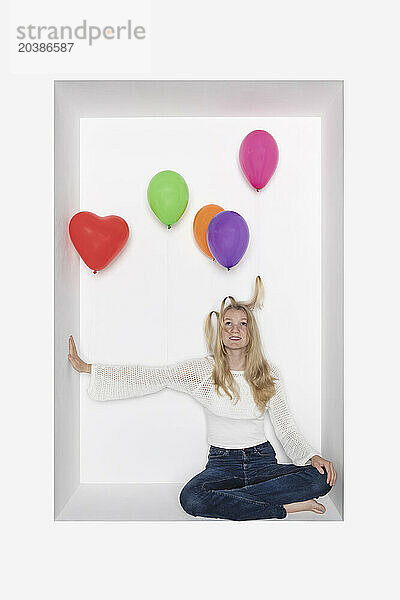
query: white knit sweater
[{"left": 87, "top": 355, "right": 317, "bottom": 466}]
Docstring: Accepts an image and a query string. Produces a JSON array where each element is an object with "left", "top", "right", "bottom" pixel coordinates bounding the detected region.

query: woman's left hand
[{"left": 311, "top": 455, "right": 337, "bottom": 486}]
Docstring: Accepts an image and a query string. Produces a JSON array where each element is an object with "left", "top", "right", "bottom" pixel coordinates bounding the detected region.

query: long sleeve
[
  {"left": 87, "top": 356, "right": 213, "bottom": 402},
  {"left": 267, "top": 363, "right": 318, "bottom": 466}
]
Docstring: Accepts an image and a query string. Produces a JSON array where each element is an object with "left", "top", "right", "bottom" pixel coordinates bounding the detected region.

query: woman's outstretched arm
[
  {"left": 67, "top": 335, "right": 212, "bottom": 402},
  {"left": 87, "top": 362, "right": 170, "bottom": 401}
]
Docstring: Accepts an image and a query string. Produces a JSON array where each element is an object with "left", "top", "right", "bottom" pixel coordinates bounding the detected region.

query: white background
[
  {"left": 3, "top": 0, "right": 399, "bottom": 598},
  {"left": 79, "top": 117, "right": 321, "bottom": 482}
]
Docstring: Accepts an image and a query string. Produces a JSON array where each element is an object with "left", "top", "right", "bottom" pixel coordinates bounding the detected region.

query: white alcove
[{"left": 54, "top": 80, "right": 343, "bottom": 521}]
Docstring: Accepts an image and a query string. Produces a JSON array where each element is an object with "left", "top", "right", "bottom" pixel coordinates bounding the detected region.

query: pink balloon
[{"left": 239, "top": 130, "right": 279, "bottom": 191}]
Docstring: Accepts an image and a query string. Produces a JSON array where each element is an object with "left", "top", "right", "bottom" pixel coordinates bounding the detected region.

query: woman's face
[{"left": 221, "top": 308, "right": 248, "bottom": 350}]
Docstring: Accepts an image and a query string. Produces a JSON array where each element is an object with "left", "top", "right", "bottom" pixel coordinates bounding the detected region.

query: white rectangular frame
[{"left": 54, "top": 79, "right": 343, "bottom": 521}]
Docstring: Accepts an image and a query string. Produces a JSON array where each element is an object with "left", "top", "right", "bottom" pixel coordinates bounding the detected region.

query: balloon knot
[
  {"left": 256, "top": 189, "right": 260, "bottom": 192},
  {"left": 168, "top": 225, "right": 171, "bottom": 229},
  {"left": 93, "top": 270, "right": 97, "bottom": 274}
]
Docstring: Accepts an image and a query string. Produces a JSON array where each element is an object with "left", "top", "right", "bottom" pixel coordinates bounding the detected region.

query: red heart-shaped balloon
[{"left": 69, "top": 211, "right": 130, "bottom": 273}]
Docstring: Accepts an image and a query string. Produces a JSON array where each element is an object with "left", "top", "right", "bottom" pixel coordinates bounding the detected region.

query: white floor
[{"left": 56, "top": 483, "right": 343, "bottom": 522}]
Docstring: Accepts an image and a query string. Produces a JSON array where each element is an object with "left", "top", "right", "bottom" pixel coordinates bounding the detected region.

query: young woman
[{"left": 68, "top": 276, "right": 336, "bottom": 520}]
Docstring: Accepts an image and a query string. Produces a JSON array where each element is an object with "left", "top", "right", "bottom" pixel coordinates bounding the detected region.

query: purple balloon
[{"left": 207, "top": 211, "right": 249, "bottom": 270}]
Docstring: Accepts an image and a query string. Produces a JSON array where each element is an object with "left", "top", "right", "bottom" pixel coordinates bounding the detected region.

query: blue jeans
[{"left": 179, "top": 441, "right": 331, "bottom": 520}]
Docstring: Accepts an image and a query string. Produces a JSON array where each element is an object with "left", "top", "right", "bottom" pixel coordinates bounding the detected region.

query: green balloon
[{"left": 147, "top": 170, "right": 189, "bottom": 229}]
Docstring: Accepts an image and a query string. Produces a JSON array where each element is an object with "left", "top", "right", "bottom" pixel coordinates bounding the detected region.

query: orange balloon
[{"left": 193, "top": 204, "right": 224, "bottom": 259}]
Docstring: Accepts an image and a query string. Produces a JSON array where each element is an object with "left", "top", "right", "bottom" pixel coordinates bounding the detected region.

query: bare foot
[{"left": 283, "top": 499, "right": 326, "bottom": 515}]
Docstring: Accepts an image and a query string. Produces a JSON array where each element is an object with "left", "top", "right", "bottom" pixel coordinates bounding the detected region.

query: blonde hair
[{"left": 204, "top": 276, "right": 277, "bottom": 412}]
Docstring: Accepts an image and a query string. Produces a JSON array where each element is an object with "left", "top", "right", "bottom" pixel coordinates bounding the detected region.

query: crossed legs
[{"left": 179, "top": 462, "right": 331, "bottom": 520}]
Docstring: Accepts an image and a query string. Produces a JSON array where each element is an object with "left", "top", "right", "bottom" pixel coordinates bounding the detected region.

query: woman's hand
[
  {"left": 311, "top": 455, "right": 337, "bottom": 486},
  {"left": 68, "top": 335, "right": 91, "bottom": 374}
]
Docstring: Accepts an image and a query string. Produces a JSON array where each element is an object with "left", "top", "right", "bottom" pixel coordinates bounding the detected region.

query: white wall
[{"left": 79, "top": 116, "right": 321, "bottom": 483}]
